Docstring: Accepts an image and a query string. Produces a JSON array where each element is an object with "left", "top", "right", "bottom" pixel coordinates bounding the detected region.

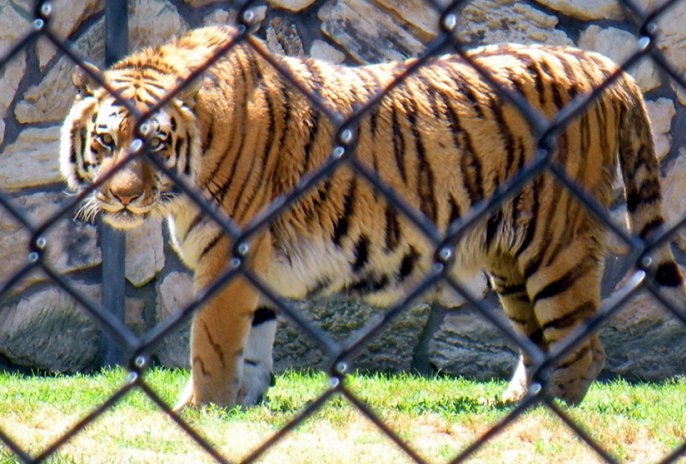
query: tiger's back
[{"left": 60, "top": 26, "right": 685, "bottom": 408}]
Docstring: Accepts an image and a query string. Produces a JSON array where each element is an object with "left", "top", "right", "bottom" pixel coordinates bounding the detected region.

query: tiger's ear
[
  {"left": 174, "top": 75, "right": 202, "bottom": 106},
  {"left": 71, "top": 62, "right": 102, "bottom": 95}
]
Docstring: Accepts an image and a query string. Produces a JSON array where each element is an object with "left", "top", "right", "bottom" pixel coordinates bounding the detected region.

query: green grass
[{"left": 0, "top": 369, "right": 684, "bottom": 463}]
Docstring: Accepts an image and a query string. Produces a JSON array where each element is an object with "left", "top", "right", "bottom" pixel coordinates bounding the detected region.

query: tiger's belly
[
  {"left": 265, "top": 237, "right": 488, "bottom": 308},
  {"left": 167, "top": 207, "right": 487, "bottom": 308}
]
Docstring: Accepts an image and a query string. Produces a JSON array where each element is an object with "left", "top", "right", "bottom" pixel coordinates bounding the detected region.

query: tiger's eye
[
  {"left": 149, "top": 136, "right": 162, "bottom": 149},
  {"left": 99, "top": 133, "right": 114, "bottom": 147}
]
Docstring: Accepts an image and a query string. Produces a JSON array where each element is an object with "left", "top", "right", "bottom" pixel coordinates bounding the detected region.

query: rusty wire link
[{"left": 0, "top": 0, "right": 685, "bottom": 462}]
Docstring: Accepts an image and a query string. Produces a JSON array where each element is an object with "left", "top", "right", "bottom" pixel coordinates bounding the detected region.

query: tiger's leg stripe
[
  {"left": 555, "top": 345, "right": 591, "bottom": 371},
  {"left": 199, "top": 232, "right": 223, "bottom": 261},
  {"left": 493, "top": 282, "right": 527, "bottom": 296},
  {"left": 193, "top": 356, "right": 209, "bottom": 376},
  {"left": 531, "top": 255, "right": 596, "bottom": 303},
  {"left": 542, "top": 301, "right": 595, "bottom": 332},
  {"left": 332, "top": 178, "right": 357, "bottom": 246},
  {"left": 203, "top": 322, "right": 226, "bottom": 368}
]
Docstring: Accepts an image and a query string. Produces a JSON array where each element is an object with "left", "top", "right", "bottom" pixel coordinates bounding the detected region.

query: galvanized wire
[{"left": 0, "top": 0, "right": 684, "bottom": 463}]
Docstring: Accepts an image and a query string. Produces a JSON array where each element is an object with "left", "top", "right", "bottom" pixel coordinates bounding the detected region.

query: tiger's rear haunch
[{"left": 60, "top": 25, "right": 684, "bottom": 409}]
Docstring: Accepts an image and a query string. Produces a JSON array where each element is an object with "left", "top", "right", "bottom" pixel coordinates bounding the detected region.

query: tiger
[{"left": 60, "top": 25, "right": 685, "bottom": 409}]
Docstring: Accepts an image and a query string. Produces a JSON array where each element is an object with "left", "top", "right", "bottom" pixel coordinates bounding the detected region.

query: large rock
[
  {"left": 0, "top": 51, "right": 26, "bottom": 146},
  {"left": 0, "top": 126, "right": 62, "bottom": 189},
  {"left": 577, "top": 25, "right": 661, "bottom": 92},
  {"left": 34, "top": 0, "right": 103, "bottom": 68},
  {"left": 428, "top": 289, "right": 686, "bottom": 381},
  {"left": 318, "top": 0, "right": 426, "bottom": 63},
  {"left": 154, "top": 271, "right": 193, "bottom": 368},
  {"left": 532, "top": 0, "right": 623, "bottom": 20},
  {"left": 0, "top": 284, "right": 101, "bottom": 372},
  {"left": 0, "top": 191, "right": 100, "bottom": 293},
  {"left": 428, "top": 306, "right": 518, "bottom": 380},
  {"left": 456, "top": 0, "right": 572, "bottom": 46},
  {"left": 600, "top": 291, "right": 686, "bottom": 381},
  {"left": 274, "top": 299, "right": 431, "bottom": 373},
  {"left": 124, "top": 217, "right": 165, "bottom": 287},
  {"left": 644, "top": 98, "right": 676, "bottom": 160}
]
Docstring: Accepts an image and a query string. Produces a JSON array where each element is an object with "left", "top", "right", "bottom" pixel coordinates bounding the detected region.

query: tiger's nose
[{"left": 112, "top": 191, "right": 141, "bottom": 206}]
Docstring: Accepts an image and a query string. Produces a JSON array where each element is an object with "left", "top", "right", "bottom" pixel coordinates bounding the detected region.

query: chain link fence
[{"left": 1, "top": 0, "right": 685, "bottom": 462}]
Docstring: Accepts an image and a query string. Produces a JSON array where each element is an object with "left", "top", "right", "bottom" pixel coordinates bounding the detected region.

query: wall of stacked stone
[{"left": 0, "top": 0, "right": 684, "bottom": 380}]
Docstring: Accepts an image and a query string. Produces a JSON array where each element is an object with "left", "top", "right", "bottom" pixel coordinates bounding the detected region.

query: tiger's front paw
[
  {"left": 172, "top": 377, "right": 197, "bottom": 411},
  {"left": 238, "top": 360, "right": 273, "bottom": 406}
]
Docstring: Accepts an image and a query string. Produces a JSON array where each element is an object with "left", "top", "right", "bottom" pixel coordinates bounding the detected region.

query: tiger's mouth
[
  {"left": 76, "top": 191, "right": 157, "bottom": 229},
  {"left": 103, "top": 208, "right": 149, "bottom": 229}
]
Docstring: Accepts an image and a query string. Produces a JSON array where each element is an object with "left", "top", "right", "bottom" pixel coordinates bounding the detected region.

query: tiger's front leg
[{"left": 174, "top": 233, "right": 273, "bottom": 409}]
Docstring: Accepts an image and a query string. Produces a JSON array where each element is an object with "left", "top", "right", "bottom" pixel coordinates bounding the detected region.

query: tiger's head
[{"left": 60, "top": 62, "right": 202, "bottom": 229}]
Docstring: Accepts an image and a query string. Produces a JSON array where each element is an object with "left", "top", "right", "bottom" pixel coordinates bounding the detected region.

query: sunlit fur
[{"left": 60, "top": 26, "right": 685, "bottom": 409}]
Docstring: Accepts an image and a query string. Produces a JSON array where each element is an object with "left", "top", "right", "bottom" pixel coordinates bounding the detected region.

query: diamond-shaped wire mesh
[{"left": 0, "top": 0, "right": 685, "bottom": 463}]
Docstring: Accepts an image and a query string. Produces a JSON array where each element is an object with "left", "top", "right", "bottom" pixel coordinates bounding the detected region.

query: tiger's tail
[{"left": 617, "top": 86, "right": 685, "bottom": 292}]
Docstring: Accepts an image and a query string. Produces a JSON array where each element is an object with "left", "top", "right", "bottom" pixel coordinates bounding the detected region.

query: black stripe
[
  {"left": 253, "top": 306, "right": 277, "bottom": 326},
  {"left": 182, "top": 212, "right": 204, "bottom": 242},
  {"left": 654, "top": 261, "right": 683, "bottom": 287},
  {"left": 184, "top": 135, "right": 193, "bottom": 175},
  {"left": 542, "top": 301, "right": 595, "bottom": 331},
  {"left": 397, "top": 246, "right": 420, "bottom": 282},
  {"left": 351, "top": 235, "right": 370, "bottom": 273},
  {"left": 488, "top": 95, "right": 515, "bottom": 174},
  {"left": 405, "top": 98, "right": 438, "bottom": 223},
  {"left": 199, "top": 233, "right": 223, "bottom": 260},
  {"left": 448, "top": 195, "right": 461, "bottom": 225},
  {"left": 556, "top": 345, "right": 590, "bottom": 370},
  {"left": 332, "top": 178, "right": 356, "bottom": 246},
  {"left": 343, "top": 273, "right": 389, "bottom": 296},
  {"left": 494, "top": 282, "right": 527, "bottom": 297},
  {"left": 306, "top": 277, "right": 332, "bottom": 298},
  {"left": 445, "top": 68, "right": 484, "bottom": 118},
  {"left": 235, "top": 85, "right": 280, "bottom": 222},
  {"left": 438, "top": 92, "right": 483, "bottom": 204},
  {"left": 391, "top": 105, "right": 408, "bottom": 183},
  {"left": 532, "top": 256, "right": 594, "bottom": 303},
  {"left": 638, "top": 217, "right": 664, "bottom": 240},
  {"left": 302, "top": 109, "right": 320, "bottom": 172},
  {"left": 485, "top": 210, "right": 502, "bottom": 250},
  {"left": 626, "top": 178, "right": 661, "bottom": 213},
  {"left": 384, "top": 206, "right": 402, "bottom": 252},
  {"left": 525, "top": 61, "right": 546, "bottom": 107},
  {"left": 201, "top": 116, "right": 214, "bottom": 152}
]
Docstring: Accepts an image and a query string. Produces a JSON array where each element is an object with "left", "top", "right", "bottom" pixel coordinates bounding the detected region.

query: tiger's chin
[{"left": 102, "top": 210, "right": 148, "bottom": 230}]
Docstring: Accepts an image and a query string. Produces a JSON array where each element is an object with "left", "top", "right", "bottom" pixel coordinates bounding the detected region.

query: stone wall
[{"left": 0, "top": 0, "right": 685, "bottom": 381}]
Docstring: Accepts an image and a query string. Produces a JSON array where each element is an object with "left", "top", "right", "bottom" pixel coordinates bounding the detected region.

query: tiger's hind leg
[
  {"left": 525, "top": 237, "right": 606, "bottom": 405},
  {"left": 489, "top": 264, "right": 548, "bottom": 403},
  {"left": 238, "top": 306, "right": 277, "bottom": 406}
]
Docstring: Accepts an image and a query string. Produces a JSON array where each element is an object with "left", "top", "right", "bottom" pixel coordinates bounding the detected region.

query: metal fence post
[{"left": 100, "top": 0, "right": 129, "bottom": 367}]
